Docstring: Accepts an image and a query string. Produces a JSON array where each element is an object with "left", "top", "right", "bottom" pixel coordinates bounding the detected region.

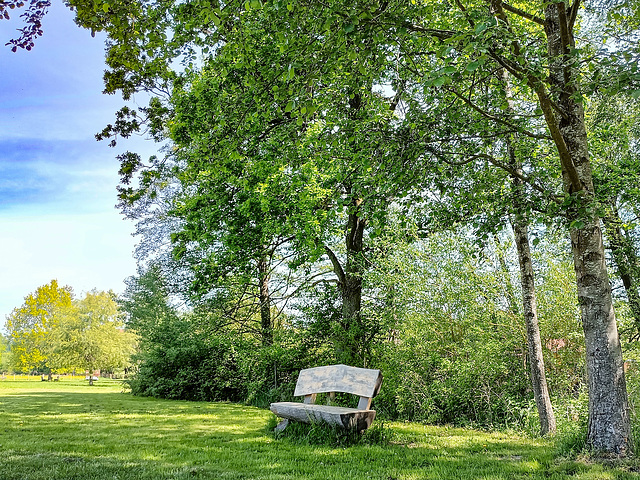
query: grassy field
[{"left": 1, "top": 380, "right": 639, "bottom": 479}]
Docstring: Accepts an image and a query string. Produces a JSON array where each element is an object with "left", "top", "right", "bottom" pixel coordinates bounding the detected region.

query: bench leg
[{"left": 274, "top": 419, "right": 289, "bottom": 433}]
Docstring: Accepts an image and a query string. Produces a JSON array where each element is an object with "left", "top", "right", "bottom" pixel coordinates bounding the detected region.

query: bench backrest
[{"left": 294, "top": 364, "right": 383, "bottom": 410}]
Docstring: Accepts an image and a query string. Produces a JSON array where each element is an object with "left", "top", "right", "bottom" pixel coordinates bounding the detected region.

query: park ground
[{"left": 1, "top": 379, "right": 639, "bottom": 479}]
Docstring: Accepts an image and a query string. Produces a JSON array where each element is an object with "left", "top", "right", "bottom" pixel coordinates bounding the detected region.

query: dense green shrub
[
  {"left": 373, "top": 315, "right": 531, "bottom": 427},
  {"left": 127, "top": 332, "right": 248, "bottom": 402}
]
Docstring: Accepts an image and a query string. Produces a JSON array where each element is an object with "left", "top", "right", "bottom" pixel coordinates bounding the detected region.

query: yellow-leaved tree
[{"left": 5, "top": 280, "right": 73, "bottom": 375}]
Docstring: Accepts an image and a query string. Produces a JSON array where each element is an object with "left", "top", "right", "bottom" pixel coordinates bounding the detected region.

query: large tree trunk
[
  {"left": 570, "top": 217, "right": 630, "bottom": 453},
  {"left": 324, "top": 195, "right": 367, "bottom": 366},
  {"left": 258, "top": 256, "right": 272, "bottom": 346},
  {"left": 542, "top": 4, "right": 631, "bottom": 454},
  {"left": 325, "top": 201, "right": 367, "bottom": 366},
  {"left": 323, "top": 86, "right": 370, "bottom": 367},
  {"left": 343, "top": 198, "right": 365, "bottom": 323}
]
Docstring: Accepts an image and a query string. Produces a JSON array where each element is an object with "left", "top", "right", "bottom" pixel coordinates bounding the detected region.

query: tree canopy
[{"left": 5, "top": 280, "right": 73, "bottom": 374}]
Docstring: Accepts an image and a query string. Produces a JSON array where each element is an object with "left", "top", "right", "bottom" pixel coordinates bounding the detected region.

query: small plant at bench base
[{"left": 269, "top": 364, "right": 383, "bottom": 432}]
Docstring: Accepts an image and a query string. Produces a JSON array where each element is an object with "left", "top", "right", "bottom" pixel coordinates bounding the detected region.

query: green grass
[{"left": 0, "top": 380, "right": 639, "bottom": 479}]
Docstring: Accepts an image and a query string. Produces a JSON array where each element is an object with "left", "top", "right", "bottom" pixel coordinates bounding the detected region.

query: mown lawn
[{"left": 0, "top": 380, "right": 638, "bottom": 479}]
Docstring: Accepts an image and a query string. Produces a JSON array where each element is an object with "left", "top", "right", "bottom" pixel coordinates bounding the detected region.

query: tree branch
[
  {"left": 399, "top": 22, "right": 457, "bottom": 40},
  {"left": 324, "top": 246, "right": 346, "bottom": 285},
  {"left": 531, "top": 84, "right": 583, "bottom": 192},
  {"left": 501, "top": 1, "right": 545, "bottom": 25},
  {"left": 445, "top": 86, "right": 551, "bottom": 140},
  {"left": 487, "top": 49, "right": 527, "bottom": 81},
  {"left": 438, "top": 152, "right": 562, "bottom": 203},
  {"left": 389, "top": 81, "right": 405, "bottom": 113},
  {"left": 568, "top": 0, "right": 581, "bottom": 31}
]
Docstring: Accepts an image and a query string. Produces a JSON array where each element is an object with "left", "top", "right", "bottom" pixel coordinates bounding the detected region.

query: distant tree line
[{"left": 4, "top": 280, "right": 137, "bottom": 383}]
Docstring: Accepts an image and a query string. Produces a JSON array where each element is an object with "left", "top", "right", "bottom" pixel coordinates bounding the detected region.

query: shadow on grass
[{"left": 1, "top": 389, "right": 638, "bottom": 479}]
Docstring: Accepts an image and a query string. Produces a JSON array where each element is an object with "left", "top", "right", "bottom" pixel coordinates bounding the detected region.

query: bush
[
  {"left": 551, "top": 392, "right": 589, "bottom": 456},
  {"left": 127, "top": 333, "right": 248, "bottom": 402},
  {"left": 374, "top": 326, "right": 531, "bottom": 428},
  {"left": 126, "top": 313, "right": 336, "bottom": 406}
]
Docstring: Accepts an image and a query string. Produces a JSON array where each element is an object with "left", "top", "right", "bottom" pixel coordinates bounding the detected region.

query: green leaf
[
  {"left": 569, "top": 220, "right": 585, "bottom": 230},
  {"left": 432, "top": 76, "right": 447, "bottom": 87},
  {"left": 631, "top": 90, "right": 640, "bottom": 99},
  {"left": 474, "top": 23, "right": 488, "bottom": 34},
  {"left": 344, "top": 23, "right": 355, "bottom": 34},
  {"left": 466, "top": 61, "right": 480, "bottom": 72},
  {"left": 285, "top": 101, "right": 293, "bottom": 112}
]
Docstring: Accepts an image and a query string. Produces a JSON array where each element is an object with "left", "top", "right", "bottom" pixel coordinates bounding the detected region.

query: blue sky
[{"left": 0, "top": 3, "right": 157, "bottom": 327}]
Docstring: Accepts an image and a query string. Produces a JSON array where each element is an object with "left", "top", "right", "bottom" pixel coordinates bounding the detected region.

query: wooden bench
[{"left": 270, "top": 364, "right": 383, "bottom": 432}]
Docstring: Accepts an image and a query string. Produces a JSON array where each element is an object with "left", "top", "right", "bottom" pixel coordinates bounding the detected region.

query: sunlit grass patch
[{"left": 1, "top": 380, "right": 639, "bottom": 479}]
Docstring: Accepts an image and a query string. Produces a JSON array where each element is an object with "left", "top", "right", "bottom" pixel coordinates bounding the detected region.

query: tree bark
[
  {"left": 335, "top": 196, "right": 367, "bottom": 366},
  {"left": 343, "top": 197, "right": 365, "bottom": 324},
  {"left": 543, "top": 4, "right": 631, "bottom": 454},
  {"left": 510, "top": 214, "right": 557, "bottom": 436},
  {"left": 258, "top": 256, "right": 272, "bottom": 346}
]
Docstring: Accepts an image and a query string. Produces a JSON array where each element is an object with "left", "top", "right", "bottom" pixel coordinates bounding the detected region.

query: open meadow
[{"left": 1, "top": 379, "right": 639, "bottom": 479}]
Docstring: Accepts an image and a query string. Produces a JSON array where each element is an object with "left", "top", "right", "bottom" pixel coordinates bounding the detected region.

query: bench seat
[
  {"left": 270, "top": 402, "right": 376, "bottom": 430},
  {"left": 270, "top": 364, "right": 382, "bottom": 432}
]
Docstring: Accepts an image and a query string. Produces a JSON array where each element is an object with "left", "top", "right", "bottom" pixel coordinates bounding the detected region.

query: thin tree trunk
[
  {"left": 510, "top": 215, "right": 557, "bottom": 435},
  {"left": 258, "top": 256, "right": 272, "bottom": 346},
  {"left": 543, "top": 4, "right": 631, "bottom": 454},
  {"left": 501, "top": 68, "right": 556, "bottom": 436}
]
